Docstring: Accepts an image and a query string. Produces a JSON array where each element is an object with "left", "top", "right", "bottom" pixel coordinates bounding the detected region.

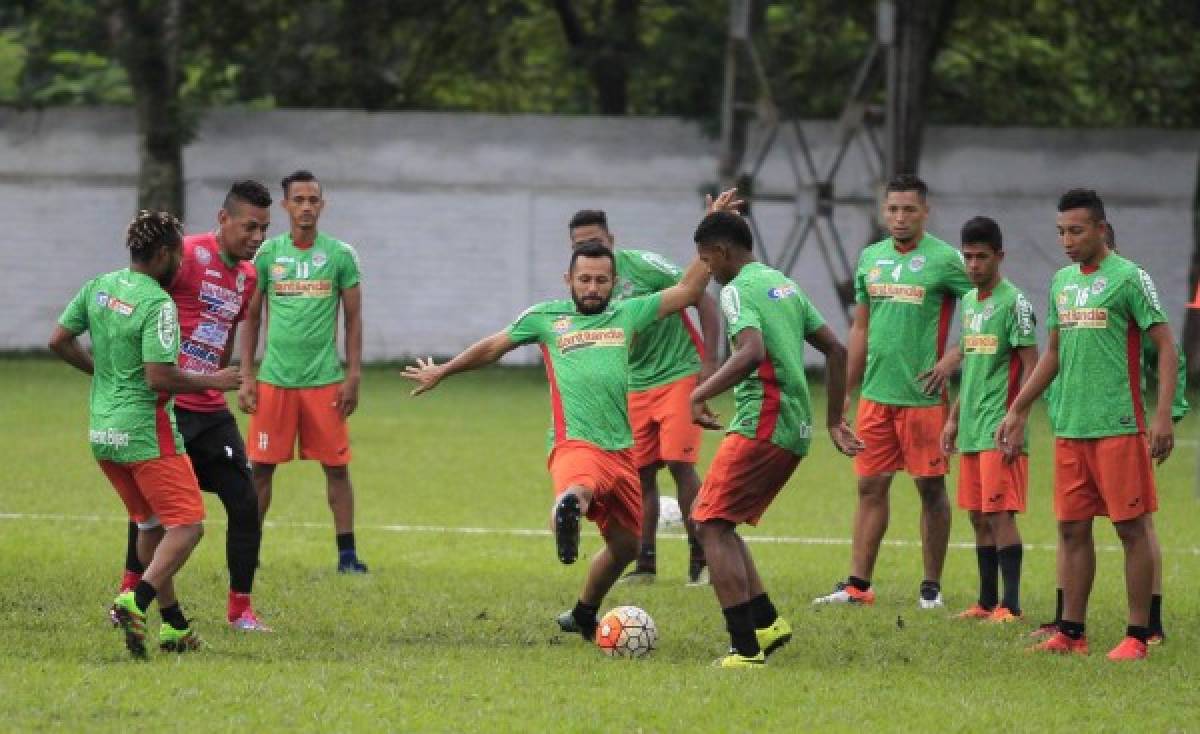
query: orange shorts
[
  {"left": 247, "top": 382, "right": 351, "bottom": 466},
  {"left": 853, "top": 398, "right": 948, "bottom": 478},
  {"left": 691, "top": 434, "right": 801, "bottom": 526},
  {"left": 957, "top": 451, "right": 1028, "bottom": 513},
  {"left": 548, "top": 440, "right": 641, "bottom": 536},
  {"left": 629, "top": 375, "right": 704, "bottom": 469},
  {"left": 98, "top": 454, "right": 205, "bottom": 528},
  {"left": 1054, "top": 435, "right": 1157, "bottom": 523}
]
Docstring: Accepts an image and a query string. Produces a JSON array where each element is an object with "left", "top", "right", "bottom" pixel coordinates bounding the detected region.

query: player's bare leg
[
  {"left": 580, "top": 528, "right": 639, "bottom": 609},
  {"left": 667, "top": 460, "right": 707, "bottom": 583},
  {"left": 851, "top": 473, "right": 893, "bottom": 581},
  {"left": 696, "top": 519, "right": 764, "bottom": 661},
  {"left": 252, "top": 462, "right": 276, "bottom": 522},
  {"left": 623, "top": 464, "right": 660, "bottom": 580},
  {"left": 1059, "top": 518, "right": 1095, "bottom": 637},
  {"left": 915, "top": 476, "right": 951, "bottom": 607},
  {"left": 324, "top": 464, "right": 366, "bottom": 572},
  {"left": 1112, "top": 515, "right": 1153, "bottom": 628}
]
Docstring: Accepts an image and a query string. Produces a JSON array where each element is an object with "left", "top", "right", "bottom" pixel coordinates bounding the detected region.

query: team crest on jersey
[
  {"left": 616, "top": 278, "right": 636, "bottom": 299},
  {"left": 1091, "top": 276, "right": 1107, "bottom": 295},
  {"left": 312, "top": 251, "right": 328, "bottom": 269},
  {"left": 195, "top": 246, "right": 212, "bottom": 266},
  {"left": 96, "top": 291, "right": 134, "bottom": 316},
  {"left": 768, "top": 284, "right": 797, "bottom": 300},
  {"left": 867, "top": 267, "right": 882, "bottom": 283},
  {"left": 270, "top": 263, "right": 288, "bottom": 281},
  {"left": 552, "top": 316, "right": 572, "bottom": 334},
  {"left": 908, "top": 255, "right": 926, "bottom": 272}
]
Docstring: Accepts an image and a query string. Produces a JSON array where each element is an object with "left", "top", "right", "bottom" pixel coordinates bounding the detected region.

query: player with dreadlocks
[{"left": 48, "top": 210, "right": 242, "bottom": 659}]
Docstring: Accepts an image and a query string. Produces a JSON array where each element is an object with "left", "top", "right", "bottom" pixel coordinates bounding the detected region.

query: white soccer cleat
[
  {"left": 918, "top": 592, "right": 945, "bottom": 609},
  {"left": 812, "top": 581, "right": 875, "bottom": 606}
]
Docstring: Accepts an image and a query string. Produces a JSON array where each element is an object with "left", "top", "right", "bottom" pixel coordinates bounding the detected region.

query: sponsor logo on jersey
[
  {"left": 908, "top": 255, "right": 926, "bottom": 272},
  {"left": 181, "top": 340, "right": 220, "bottom": 365},
  {"left": 312, "top": 251, "right": 328, "bottom": 269},
  {"left": 1058, "top": 307, "right": 1108, "bottom": 329},
  {"left": 767, "top": 284, "right": 798, "bottom": 300},
  {"left": 204, "top": 269, "right": 223, "bottom": 278},
  {"left": 1138, "top": 269, "right": 1162, "bottom": 311},
  {"left": 273, "top": 280, "right": 333, "bottom": 298},
  {"left": 270, "top": 263, "right": 288, "bottom": 281},
  {"left": 1015, "top": 294, "right": 1035, "bottom": 335},
  {"left": 95, "top": 291, "right": 135, "bottom": 316},
  {"left": 720, "top": 285, "right": 741, "bottom": 323},
  {"left": 157, "top": 303, "right": 178, "bottom": 349},
  {"left": 867, "top": 267, "right": 882, "bottom": 283},
  {"left": 89, "top": 428, "right": 130, "bottom": 448},
  {"left": 180, "top": 354, "right": 219, "bottom": 374},
  {"left": 867, "top": 282, "right": 926, "bottom": 304},
  {"left": 190, "top": 319, "right": 230, "bottom": 349},
  {"left": 964, "top": 333, "right": 999, "bottom": 355},
  {"left": 199, "top": 281, "right": 242, "bottom": 320},
  {"left": 552, "top": 316, "right": 572, "bottom": 334},
  {"left": 195, "top": 246, "right": 212, "bottom": 265},
  {"left": 557, "top": 328, "right": 627, "bottom": 353}
]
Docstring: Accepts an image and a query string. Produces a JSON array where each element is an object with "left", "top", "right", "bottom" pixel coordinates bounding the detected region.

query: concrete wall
[{"left": 2, "top": 107, "right": 1197, "bottom": 364}]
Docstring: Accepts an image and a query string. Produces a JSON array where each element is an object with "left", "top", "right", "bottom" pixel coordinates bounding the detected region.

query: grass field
[{"left": 2, "top": 359, "right": 1199, "bottom": 732}]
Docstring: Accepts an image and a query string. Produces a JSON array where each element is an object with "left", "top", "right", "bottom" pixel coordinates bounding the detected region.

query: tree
[
  {"left": 888, "top": 0, "right": 958, "bottom": 175},
  {"left": 551, "top": 0, "right": 640, "bottom": 115}
]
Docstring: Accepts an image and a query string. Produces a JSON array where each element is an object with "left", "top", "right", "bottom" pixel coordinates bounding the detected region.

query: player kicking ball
[
  {"left": 939, "top": 217, "right": 1037, "bottom": 624},
  {"left": 401, "top": 193, "right": 734, "bottom": 644},
  {"left": 689, "top": 211, "right": 862, "bottom": 668}
]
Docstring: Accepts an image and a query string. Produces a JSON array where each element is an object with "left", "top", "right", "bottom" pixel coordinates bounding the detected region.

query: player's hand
[
  {"left": 828, "top": 420, "right": 864, "bottom": 457},
  {"left": 210, "top": 366, "right": 242, "bottom": 392},
  {"left": 237, "top": 379, "right": 257, "bottom": 414},
  {"left": 705, "top": 188, "right": 745, "bottom": 215},
  {"left": 916, "top": 354, "right": 956, "bottom": 396},
  {"left": 402, "top": 357, "right": 444, "bottom": 396},
  {"left": 994, "top": 410, "right": 1025, "bottom": 464},
  {"left": 336, "top": 375, "right": 360, "bottom": 419},
  {"left": 690, "top": 398, "right": 723, "bottom": 431},
  {"left": 940, "top": 420, "right": 958, "bottom": 456},
  {"left": 1148, "top": 413, "right": 1175, "bottom": 465}
]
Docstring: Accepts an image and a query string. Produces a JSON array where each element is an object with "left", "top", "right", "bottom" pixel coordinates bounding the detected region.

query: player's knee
[
  {"left": 665, "top": 461, "right": 698, "bottom": 484},
  {"left": 693, "top": 519, "right": 729, "bottom": 545},
  {"left": 967, "top": 511, "right": 986, "bottom": 532},
  {"left": 252, "top": 462, "right": 276, "bottom": 481},
  {"left": 1057, "top": 520, "right": 1089, "bottom": 544},
  {"left": 322, "top": 464, "right": 350, "bottom": 482},
  {"left": 916, "top": 482, "right": 948, "bottom": 508},
  {"left": 857, "top": 478, "right": 889, "bottom": 503},
  {"left": 1113, "top": 516, "right": 1148, "bottom": 546}
]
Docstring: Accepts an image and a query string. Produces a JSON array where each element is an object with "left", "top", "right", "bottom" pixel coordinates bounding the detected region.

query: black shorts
[{"left": 174, "top": 407, "right": 251, "bottom": 492}]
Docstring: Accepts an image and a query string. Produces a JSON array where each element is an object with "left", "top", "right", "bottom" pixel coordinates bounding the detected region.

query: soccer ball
[
  {"left": 595, "top": 605, "right": 658, "bottom": 658},
  {"left": 657, "top": 495, "right": 683, "bottom": 530}
]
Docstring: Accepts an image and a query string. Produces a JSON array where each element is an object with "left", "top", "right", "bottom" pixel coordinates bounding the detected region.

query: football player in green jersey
[
  {"left": 402, "top": 191, "right": 737, "bottom": 644},
  {"left": 690, "top": 210, "right": 862, "bottom": 667},
  {"left": 998, "top": 190, "right": 1175, "bottom": 661},
  {"left": 239, "top": 170, "right": 368, "bottom": 573},
  {"left": 939, "top": 217, "right": 1038, "bottom": 624},
  {"left": 566, "top": 210, "right": 722, "bottom": 585}
]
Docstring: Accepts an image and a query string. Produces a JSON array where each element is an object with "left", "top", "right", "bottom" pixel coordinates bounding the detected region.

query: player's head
[
  {"left": 883, "top": 173, "right": 929, "bottom": 245},
  {"left": 281, "top": 170, "right": 323, "bottom": 234},
  {"left": 693, "top": 211, "right": 753, "bottom": 285},
  {"left": 126, "top": 210, "right": 184, "bottom": 287},
  {"left": 565, "top": 241, "right": 616, "bottom": 315},
  {"left": 959, "top": 216, "right": 1004, "bottom": 288},
  {"left": 1056, "top": 188, "right": 1107, "bottom": 264},
  {"left": 217, "top": 180, "right": 272, "bottom": 261},
  {"left": 569, "top": 209, "right": 615, "bottom": 250}
]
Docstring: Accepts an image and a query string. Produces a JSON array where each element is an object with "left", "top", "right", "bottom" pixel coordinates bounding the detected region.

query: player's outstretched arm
[
  {"left": 807, "top": 325, "right": 864, "bottom": 457},
  {"left": 995, "top": 329, "right": 1059, "bottom": 459},
  {"left": 1146, "top": 322, "right": 1177, "bottom": 464},
  {"left": 403, "top": 331, "right": 520, "bottom": 396},
  {"left": 145, "top": 362, "right": 242, "bottom": 394},
  {"left": 237, "top": 288, "right": 264, "bottom": 414},
  {"left": 47, "top": 325, "right": 94, "bottom": 375},
  {"left": 656, "top": 258, "right": 711, "bottom": 320},
  {"left": 689, "top": 327, "right": 766, "bottom": 430}
]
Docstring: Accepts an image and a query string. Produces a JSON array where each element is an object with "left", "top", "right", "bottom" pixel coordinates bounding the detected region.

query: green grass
[{"left": 2, "top": 359, "right": 1200, "bottom": 732}]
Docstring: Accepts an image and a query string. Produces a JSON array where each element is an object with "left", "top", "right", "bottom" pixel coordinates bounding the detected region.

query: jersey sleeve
[
  {"left": 337, "top": 244, "right": 362, "bottom": 290},
  {"left": 624, "top": 251, "right": 682, "bottom": 291},
  {"left": 853, "top": 252, "right": 869, "bottom": 304},
  {"left": 619, "top": 293, "right": 664, "bottom": 333},
  {"left": 58, "top": 281, "right": 92, "bottom": 334},
  {"left": 235, "top": 267, "right": 257, "bottom": 322},
  {"left": 942, "top": 250, "right": 973, "bottom": 298},
  {"left": 800, "top": 293, "right": 827, "bottom": 336},
  {"left": 505, "top": 306, "right": 545, "bottom": 346},
  {"left": 141, "top": 298, "right": 179, "bottom": 364},
  {"left": 254, "top": 245, "right": 271, "bottom": 293},
  {"left": 1128, "top": 268, "right": 1168, "bottom": 331},
  {"left": 1045, "top": 283, "right": 1060, "bottom": 332},
  {"left": 721, "top": 283, "right": 761, "bottom": 338},
  {"left": 1173, "top": 346, "right": 1190, "bottom": 421},
  {"left": 1009, "top": 292, "right": 1038, "bottom": 347}
]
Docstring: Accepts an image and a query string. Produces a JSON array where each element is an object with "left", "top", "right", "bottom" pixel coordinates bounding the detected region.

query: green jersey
[
  {"left": 955, "top": 279, "right": 1037, "bottom": 452},
  {"left": 720, "top": 262, "right": 827, "bottom": 456},
  {"left": 58, "top": 269, "right": 185, "bottom": 463},
  {"left": 1046, "top": 253, "right": 1167, "bottom": 438},
  {"left": 254, "top": 232, "right": 361, "bottom": 388},
  {"left": 506, "top": 294, "right": 662, "bottom": 451},
  {"left": 854, "top": 233, "right": 972, "bottom": 406},
  {"left": 614, "top": 249, "right": 704, "bottom": 391},
  {"left": 1045, "top": 336, "right": 1189, "bottom": 427}
]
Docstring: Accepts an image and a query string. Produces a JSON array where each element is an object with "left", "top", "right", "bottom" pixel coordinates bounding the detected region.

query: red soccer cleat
[
  {"left": 1027, "top": 631, "right": 1089, "bottom": 656},
  {"left": 1106, "top": 636, "right": 1148, "bottom": 661}
]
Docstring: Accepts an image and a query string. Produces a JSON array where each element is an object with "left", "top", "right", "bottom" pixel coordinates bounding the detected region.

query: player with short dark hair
[
  {"left": 566, "top": 207, "right": 722, "bottom": 586},
  {"left": 402, "top": 194, "right": 734, "bottom": 646},
  {"left": 48, "top": 210, "right": 242, "bottom": 657},
  {"left": 238, "top": 171, "right": 368, "bottom": 573},
  {"left": 690, "top": 210, "right": 862, "bottom": 667},
  {"left": 939, "top": 216, "right": 1038, "bottom": 624},
  {"left": 997, "top": 189, "right": 1175, "bottom": 661},
  {"left": 815, "top": 173, "right": 971, "bottom": 609}
]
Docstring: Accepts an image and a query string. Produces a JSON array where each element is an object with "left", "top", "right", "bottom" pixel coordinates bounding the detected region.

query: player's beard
[{"left": 572, "top": 291, "right": 611, "bottom": 315}]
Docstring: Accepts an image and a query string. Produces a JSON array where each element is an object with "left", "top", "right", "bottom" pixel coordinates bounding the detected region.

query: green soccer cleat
[
  {"left": 110, "top": 591, "right": 148, "bottom": 659},
  {"left": 715, "top": 649, "right": 766, "bottom": 668},
  {"left": 158, "top": 623, "right": 203, "bottom": 653},
  {"left": 756, "top": 617, "right": 793, "bottom": 658}
]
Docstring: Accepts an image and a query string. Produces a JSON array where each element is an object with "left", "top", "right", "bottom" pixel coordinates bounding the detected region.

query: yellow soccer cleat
[
  {"left": 756, "top": 617, "right": 793, "bottom": 658},
  {"left": 715, "top": 650, "right": 766, "bottom": 668}
]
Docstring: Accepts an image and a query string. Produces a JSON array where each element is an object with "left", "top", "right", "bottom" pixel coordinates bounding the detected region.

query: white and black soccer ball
[
  {"left": 595, "top": 605, "right": 658, "bottom": 658},
  {"left": 657, "top": 495, "right": 684, "bottom": 531}
]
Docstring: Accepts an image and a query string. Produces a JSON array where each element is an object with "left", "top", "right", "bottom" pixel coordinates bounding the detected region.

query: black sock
[
  {"left": 920, "top": 579, "right": 941, "bottom": 602},
  {"left": 1126, "top": 625, "right": 1150, "bottom": 644},
  {"left": 133, "top": 580, "right": 157, "bottom": 613},
  {"left": 637, "top": 544, "right": 656, "bottom": 571},
  {"left": 571, "top": 601, "right": 599, "bottom": 641},
  {"left": 976, "top": 545, "right": 999, "bottom": 609},
  {"left": 1054, "top": 587, "right": 1064, "bottom": 625},
  {"left": 748, "top": 593, "right": 778, "bottom": 629},
  {"left": 1149, "top": 594, "right": 1163, "bottom": 636},
  {"left": 159, "top": 603, "right": 189, "bottom": 631},
  {"left": 1059, "top": 619, "right": 1085, "bottom": 640},
  {"left": 847, "top": 575, "right": 871, "bottom": 592},
  {"left": 336, "top": 532, "right": 356, "bottom": 559},
  {"left": 687, "top": 535, "right": 704, "bottom": 562},
  {"left": 722, "top": 601, "right": 761, "bottom": 657},
  {"left": 125, "top": 522, "right": 144, "bottom": 574},
  {"left": 997, "top": 544, "right": 1022, "bottom": 614}
]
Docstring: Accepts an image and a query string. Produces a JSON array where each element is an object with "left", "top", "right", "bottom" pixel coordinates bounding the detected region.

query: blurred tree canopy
[{"left": 2, "top": 0, "right": 1197, "bottom": 128}]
